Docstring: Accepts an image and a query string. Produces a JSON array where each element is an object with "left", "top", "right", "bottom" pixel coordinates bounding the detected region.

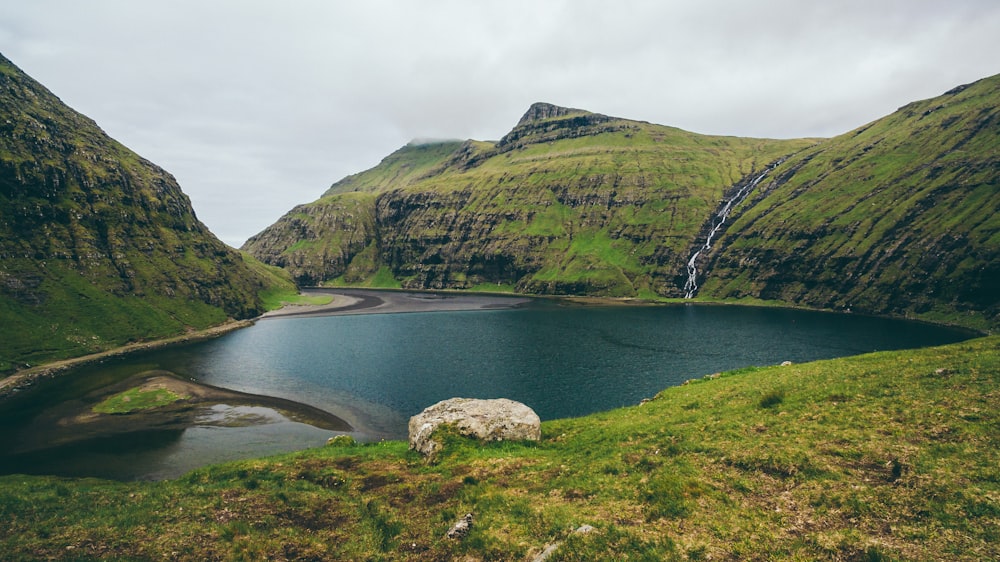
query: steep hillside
[
  {"left": 698, "top": 75, "right": 1000, "bottom": 330},
  {"left": 247, "top": 79, "right": 999, "bottom": 331},
  {"left": 243, "top": 104, "right": 813, "bottom": 295},
  {"left": 0, "top": 54, "right": 294, "bottom": 373}
]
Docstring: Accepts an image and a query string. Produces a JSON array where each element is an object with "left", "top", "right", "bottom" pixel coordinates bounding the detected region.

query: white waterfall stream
[{"left": 683, "top": 161, "right": 781, "bottom": 299}]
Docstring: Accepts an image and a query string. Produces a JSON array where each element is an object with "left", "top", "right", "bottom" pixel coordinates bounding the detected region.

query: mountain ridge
[
  {"left": 244, "top": 107, "right": 812, "bottom": 292},
  {"left": 246, "top": 77, "right": 999, "bottom": 330}
]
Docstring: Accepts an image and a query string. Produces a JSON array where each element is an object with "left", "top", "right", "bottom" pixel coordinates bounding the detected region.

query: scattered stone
[
  {"left": 446, "top": 513, "right": 474, "bottom": 539},
  {"left": 934, "top": 368, "right": 952, "bottom": 376},
  {"left": 531, "top": 525, "right": 597, "bottom": 561},
  {"left": 409, "top": 398, "right": 541, "bottom": 457},
  {"left": 780, "top": 361, "right": 793, "bottom": 366},
  {"left": 705, "top": 373, "right": 720, "bottom": 380},
  {"left": 533, "top": 543, "right": 560, "bottom": 561},
  {"left": 639, "top": 398, "right": 651, "bottom": 405}
]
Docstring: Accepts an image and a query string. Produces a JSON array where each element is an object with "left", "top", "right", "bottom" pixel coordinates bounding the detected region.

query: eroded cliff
[{"left": 244, "top": 103, "right": 811, "bottom": 296}]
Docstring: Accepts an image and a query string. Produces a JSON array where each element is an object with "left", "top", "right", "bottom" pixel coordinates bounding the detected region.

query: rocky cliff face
[
  {"left": 244, "top": 105, "right": 811, "bottom": 294},
  {"left": 0, "top": 53, "right": 292, "bottom": 371},
  {"left": 698, "top": 75, "right": 1000, "bottom": 329},
  {"left": 242, "top": 193, "right": 379, "bottom": 286},
  {"left": 246, "top": 78, "right": 1000, "bottom": 330}
]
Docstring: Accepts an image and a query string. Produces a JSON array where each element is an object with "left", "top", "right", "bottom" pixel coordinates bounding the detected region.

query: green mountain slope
[
  {"left": 0, "top": 54, "right": 294, "bottom": 373},
  {"left": 698, "top": 75, "right": 1000, "bottom": 330},
  {"left": 243, "top": 103, "right": 814, "bottom": 295},
  {"left": 247, "top": 79, "right": 999, "bottom": 331}
]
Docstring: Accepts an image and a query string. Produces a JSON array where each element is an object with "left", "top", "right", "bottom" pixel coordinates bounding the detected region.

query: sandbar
[
  {"left": 260, "top": 288, "right": 536, "bottom": 319},
  {"left": 2, "top": 370, "right": 351, "bottom": 457}
]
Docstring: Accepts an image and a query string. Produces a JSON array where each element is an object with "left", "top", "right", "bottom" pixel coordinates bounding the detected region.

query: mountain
[
  {"left": 243, "top": 104, "right": 814, "bottom": 295},
  {"left": 246, "top": 81, "right": 999, "bottom": 330},
  {"left": 0, "top": 54, "right": 294, "bottom": 372},
  {"left": 698, "top": 75, "right": 1000, "bottom": 330}
]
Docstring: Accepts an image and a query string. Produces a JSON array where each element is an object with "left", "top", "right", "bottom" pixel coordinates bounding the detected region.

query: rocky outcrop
[
  {"left": 408, "top": 398, "right": 541, "bottom": 457},
  {"left": 516, "top": 102, "right": 585, "bottom": 126},
  {"left": 497, "top": 103, "right": 624, "bottom": 152}
]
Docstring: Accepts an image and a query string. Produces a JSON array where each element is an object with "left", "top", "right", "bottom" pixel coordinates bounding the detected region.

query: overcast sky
[{"left": 2, "top": 1, "right": 998, "bottom": 246}]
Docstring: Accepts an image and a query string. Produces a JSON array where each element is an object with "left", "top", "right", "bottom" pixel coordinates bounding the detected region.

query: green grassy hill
[
  {"left": 2, "top": 336, "right": 996, "bottom": 560},
  {"left": 246, "top": 82, "right": 999, "bottom": 332},
  {"left": 0, "top": 54, "right": 295, "bottom": 373},
  {"left": 699, "top": 75, "right": 1000, "bottom": 331},
  {"left": 242, "top": 104, "right": 814, "bottom": 296}
]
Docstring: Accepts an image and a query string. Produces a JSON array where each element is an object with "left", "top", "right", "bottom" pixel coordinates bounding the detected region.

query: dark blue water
[
  {"left": 0, "top": 302, "right": 974, "bottom": 479},
  {"left": 146, "top": 303, "right": 972, "bottom": 437}
]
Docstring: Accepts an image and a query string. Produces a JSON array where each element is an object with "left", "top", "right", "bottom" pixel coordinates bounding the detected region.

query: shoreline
[
  {"left": 2, "top": 370, "right": 352, "bottom": 460},
  {"left": 7, "top": 290, "right": 982, "bottom": 403},
  {"left": 0, "top": 320, "right": 252, "bottom": 401},
  {"left": 0, "top": 288, "right": 541, "bottom": 406},
  {"left": 259, "top": 288, "right": 538, "bottom": 319}
]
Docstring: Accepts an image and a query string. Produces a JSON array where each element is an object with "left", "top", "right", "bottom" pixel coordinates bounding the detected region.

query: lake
[{"left": 0, "top": 297, "right": 975, "bottom": 480}]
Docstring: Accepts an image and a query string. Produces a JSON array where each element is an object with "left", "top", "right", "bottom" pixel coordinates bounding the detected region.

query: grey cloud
[{"left": 2, "top": 0, "right": 998, "bottom": 246}]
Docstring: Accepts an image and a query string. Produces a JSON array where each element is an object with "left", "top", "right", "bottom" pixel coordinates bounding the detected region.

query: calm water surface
[{"left": 0, "top": 302, "right": 974, "bottom": 479}]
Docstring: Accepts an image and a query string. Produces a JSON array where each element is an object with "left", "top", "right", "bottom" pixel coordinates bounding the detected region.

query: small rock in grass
[{"left": 447, "top": 513, "right": 473, "bottom": 539}]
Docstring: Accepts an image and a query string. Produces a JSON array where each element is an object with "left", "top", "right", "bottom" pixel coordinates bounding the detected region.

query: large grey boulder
[{"left": 408, "top": 398, "right": 541, "bottom": 457}]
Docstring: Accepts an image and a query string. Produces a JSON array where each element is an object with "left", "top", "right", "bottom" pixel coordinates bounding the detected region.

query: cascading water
[{"left": 683, "top": 161, "right": 782, "bottom": 299}]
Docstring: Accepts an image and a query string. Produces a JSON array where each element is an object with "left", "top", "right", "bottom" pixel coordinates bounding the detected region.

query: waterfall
[{"left": 683, "top": 161, "right": 781, "bottom": 299}]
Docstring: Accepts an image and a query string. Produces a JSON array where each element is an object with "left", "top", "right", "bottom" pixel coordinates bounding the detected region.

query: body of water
[{"left": 0, "top": 300, "right": 974, "bottom": 479}]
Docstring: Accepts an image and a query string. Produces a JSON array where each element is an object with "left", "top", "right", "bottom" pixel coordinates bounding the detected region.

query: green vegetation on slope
[
  {"left": 1, "top": 336, "right": 996, "bottom": 560},
  {"left": 244, "top": 103, "right": 814, "bottom": 297},
  {"left": 699, "top": 75, "right": 1000, "bottom": 330},
  {"left": 246, "top": 82, "right": 1000, "bottom": 332},
  {"left": 0, "top": 53, "right": 295, "bottom": 373},
  {"left": 323, "top": 139, "right": 466, "bottom": 196}
]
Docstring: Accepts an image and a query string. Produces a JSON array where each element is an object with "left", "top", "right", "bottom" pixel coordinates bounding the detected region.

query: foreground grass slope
[
  {"left": 700, "top": 74, "right": 1000, "bottom": 331},
  {"left": 2, "top": 336, "right": 996, "bottom": 560},
  {"left": 0, "top": 54, "right": 295, "bottom": 373}
]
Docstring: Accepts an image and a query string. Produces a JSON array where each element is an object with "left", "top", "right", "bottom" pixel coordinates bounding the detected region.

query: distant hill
[
  {"left": 0, "top": 54, "right": 294, "bottom": 372},
  {"left": 243, "top": 104, "right": 813, "bottom": 295},
  {"left": 699, "top": 75, "right": 1000, "bottom": 330},
  {"left": 245, "top": 83, "right": 999, "bottom": 330}
]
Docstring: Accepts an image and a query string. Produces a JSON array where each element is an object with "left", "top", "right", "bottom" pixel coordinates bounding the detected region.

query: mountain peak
[{"left": 516, "top": 102, "right": 589, "bottom": 126}]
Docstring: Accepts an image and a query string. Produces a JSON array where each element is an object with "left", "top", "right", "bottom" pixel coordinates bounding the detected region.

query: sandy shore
[
  {"left": 260, "top": 288, "right": 536, "bottom": 319},
  {"left": 0, "top": 321, "right": 253, "bottom": 400}
]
